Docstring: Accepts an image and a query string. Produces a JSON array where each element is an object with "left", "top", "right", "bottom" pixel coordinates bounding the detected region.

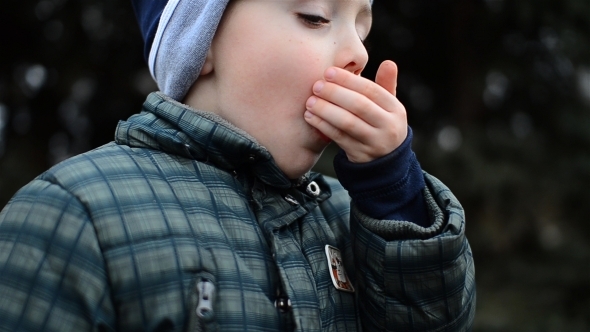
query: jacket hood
[{"left": 115, "top": 92, "right": 295, "bottom": 188}]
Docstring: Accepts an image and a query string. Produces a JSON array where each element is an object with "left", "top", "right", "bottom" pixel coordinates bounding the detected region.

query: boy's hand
[{"left": 304, "top": 60, "right": 407, "bottom": 163}]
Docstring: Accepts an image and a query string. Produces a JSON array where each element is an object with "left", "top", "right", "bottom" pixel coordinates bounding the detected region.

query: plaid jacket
[{"left": 0, "top": 92, "right": 475, "bottom": 331}]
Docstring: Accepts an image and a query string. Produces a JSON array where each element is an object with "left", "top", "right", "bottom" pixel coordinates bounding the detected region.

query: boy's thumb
[{"left": 375, "top": 60, "right": 398, "bottom": 96}]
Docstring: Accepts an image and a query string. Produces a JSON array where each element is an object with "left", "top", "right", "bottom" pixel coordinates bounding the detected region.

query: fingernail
[
  {"left": 306, "top": 96, "right": 317, "bottom": 109},
  {"left": 325, "top": 68, "right": 336, "bottom": 80},
  {"left": 304, "top": 110, "right": 313, "bottom": 119},
  {"left": 312, "top": 81, "right": 324, "bottom": 94}
]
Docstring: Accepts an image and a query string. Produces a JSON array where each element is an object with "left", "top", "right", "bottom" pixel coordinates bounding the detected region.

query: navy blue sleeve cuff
[{"left": 333, "top": 127, "right": 430, "bottom": 227}]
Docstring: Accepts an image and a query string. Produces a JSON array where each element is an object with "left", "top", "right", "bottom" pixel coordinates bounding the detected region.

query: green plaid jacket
[{"left": 0, "top": 92, "right": 475, "bottom": 331}]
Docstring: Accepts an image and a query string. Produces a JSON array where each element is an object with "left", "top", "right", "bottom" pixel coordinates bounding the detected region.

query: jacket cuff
[
  {"left": 333, "top": 127, "right": 428, "bottom": 226},
  {"left": 352, "top": 184, "right": 446, "bottom": 240}
]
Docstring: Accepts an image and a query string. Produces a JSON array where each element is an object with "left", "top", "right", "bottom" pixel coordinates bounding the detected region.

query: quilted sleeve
[
  {"left": 0, "top": 179, "right": 116, "bottom": 331},
  {"left": 351, "top": 173, "right": 476, "bottom": 331}
]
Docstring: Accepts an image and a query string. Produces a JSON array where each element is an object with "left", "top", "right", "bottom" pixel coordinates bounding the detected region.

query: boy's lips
[{"left": 315, "top": 129, "right": 332, "bottom": 143}]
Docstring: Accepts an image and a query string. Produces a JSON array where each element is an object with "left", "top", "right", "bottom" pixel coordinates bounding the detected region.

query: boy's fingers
[
  {"left": 304, "top": 105, "right": 401, "bottom": 163},
  {"left": 314, "top": 67, "right": 397, "bottom": 115},
  {"left": 311, "top": 81, "right": 391, "bottom": 127},
  {"left": 321, "top": 66, "right": 397, "bottom": 112},
  {"left": 375, "top": 60, "right": 398, "bottom": 96},
  {"left": 305, "top": 96, "right": 374, "bottom": 143}
]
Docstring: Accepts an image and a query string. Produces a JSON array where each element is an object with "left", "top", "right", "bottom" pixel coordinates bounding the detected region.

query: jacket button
[
  {"left": 306, "top": 181, "right": 320, "bottom": 197},
  {"left": 274, "top": 297, "right": 291, "bottom": 313}
]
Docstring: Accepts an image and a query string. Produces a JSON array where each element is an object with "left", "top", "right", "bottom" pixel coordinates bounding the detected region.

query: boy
[{"left": 0, "top": 0, "right": 475, "bottom": 330}]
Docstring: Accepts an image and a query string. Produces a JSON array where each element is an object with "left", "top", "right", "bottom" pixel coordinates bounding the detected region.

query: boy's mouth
[{"left": 315, "top": 129, "right": 332, "bottom": 143}]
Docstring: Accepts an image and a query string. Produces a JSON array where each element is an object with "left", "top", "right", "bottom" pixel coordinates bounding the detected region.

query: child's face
[{"left": 185, "top": 0, "right": 372, "bottom": 179}]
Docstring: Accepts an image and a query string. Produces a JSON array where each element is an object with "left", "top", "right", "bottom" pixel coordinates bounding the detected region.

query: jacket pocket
[{"left": 186, "top": 273, "right": 218, "bottom": 332}]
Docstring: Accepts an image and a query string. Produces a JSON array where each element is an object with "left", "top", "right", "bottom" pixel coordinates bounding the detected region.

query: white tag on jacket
[{"left": 325, "top": 245, "right": 355, "bottom": 293}]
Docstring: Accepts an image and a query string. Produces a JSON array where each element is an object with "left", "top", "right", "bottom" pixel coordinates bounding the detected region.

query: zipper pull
[{"left": 196, "top": 280, "right": 215, "bottom": 320}]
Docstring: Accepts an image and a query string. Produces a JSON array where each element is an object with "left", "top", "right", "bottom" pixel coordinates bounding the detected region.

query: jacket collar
[{"left": 115, "top": 92, "right": 296, "bottom": 189}]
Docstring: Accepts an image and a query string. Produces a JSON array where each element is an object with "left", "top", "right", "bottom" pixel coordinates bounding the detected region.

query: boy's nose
[{"left": 336, "top": 32, "right": 369, "bottom": 76}]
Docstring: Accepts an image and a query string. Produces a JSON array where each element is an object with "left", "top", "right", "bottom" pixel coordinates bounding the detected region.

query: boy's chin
[
  {"left": 284, "top": 166, "right": 314, "bottom": 180},
  {"left": 279, "top": 155, "right": 323, "bottom": 180}
]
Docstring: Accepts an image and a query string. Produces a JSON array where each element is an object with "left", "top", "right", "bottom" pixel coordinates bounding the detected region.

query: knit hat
[
  {"left": 132, "top": 0, "right": 230, "bottom": 101},
  {"left": 132, "top": 0, "right": 372, "bottom": 102}
]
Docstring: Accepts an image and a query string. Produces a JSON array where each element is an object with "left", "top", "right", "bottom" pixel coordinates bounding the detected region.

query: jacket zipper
[{"left": 196, "top": 280, "right": 215, "bottom": 320}]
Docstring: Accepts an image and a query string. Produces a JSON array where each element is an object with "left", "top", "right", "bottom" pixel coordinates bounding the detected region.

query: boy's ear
[{"left": 199, "top": 49, "right": 214, "bottom": 76}]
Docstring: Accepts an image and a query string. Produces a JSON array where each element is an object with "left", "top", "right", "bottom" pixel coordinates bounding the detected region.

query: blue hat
[
  {"left": 132, "top": 0, "right": 230, "bottom": 101},
  {"left": 132, "top": 0, "right": 372, "bottom": 102}
]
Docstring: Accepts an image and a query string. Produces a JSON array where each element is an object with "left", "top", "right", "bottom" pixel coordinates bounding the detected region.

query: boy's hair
[{"left": 131, "top": 0, "right": 231, "bottom": 101}]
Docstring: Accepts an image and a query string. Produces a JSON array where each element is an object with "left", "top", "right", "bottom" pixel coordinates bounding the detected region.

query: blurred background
[{"left": 0, "top": 0, "right": 588, "bottom": 330}]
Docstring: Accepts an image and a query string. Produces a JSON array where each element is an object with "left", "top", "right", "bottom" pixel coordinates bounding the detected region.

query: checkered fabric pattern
[{"left": 0, "top": 92, "right": 475, "bottom": 331}]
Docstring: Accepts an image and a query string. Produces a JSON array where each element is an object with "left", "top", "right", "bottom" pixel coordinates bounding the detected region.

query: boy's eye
[{"left": 298, "top": 13, "right": 331, "bottom": 27}]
